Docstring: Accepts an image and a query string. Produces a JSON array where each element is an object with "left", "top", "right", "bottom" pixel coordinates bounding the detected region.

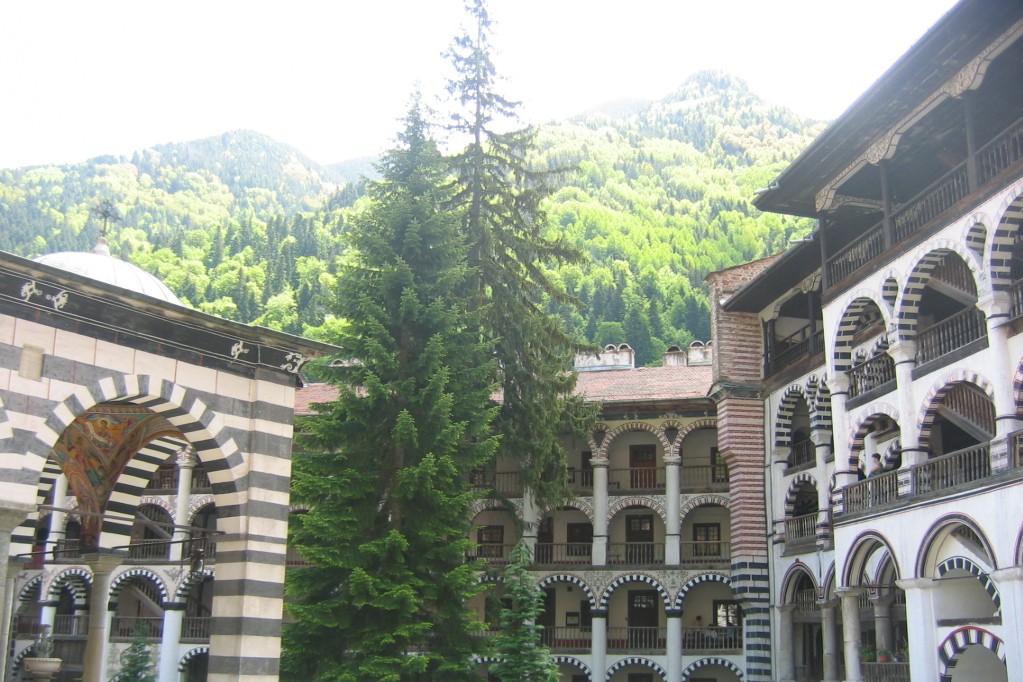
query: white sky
[{"left": 0, "top": 0, "right": 959, "bottom": 169}]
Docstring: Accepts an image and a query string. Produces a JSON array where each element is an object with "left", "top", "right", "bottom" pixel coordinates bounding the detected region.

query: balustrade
[
  {"left": 915, "top": 307, "right": 986, "bottom": 365},
  {"left": 608, "top": 467, "right": 665, "bottom": 491},
  {"left": 682, "top": 625, "right": 743, "bottom": 650},
  {"left": 541, "top": 626, "right": 590, "bottom": 650},
  {"left": 127, "top": 538, "right": 171, "bottom": 561},
  {"left": 606, "top": 626, "right": 665, "bottom": 650},
  {"left": 182, "top": 616, "right": 211, "bottom": 641},
  {"left": 606, "top": 542, "right": 664, "bottom": 565},
  {"left": 863, "top": 662, "right": 911, "bottom": 682},
  {"left": 533, "top": 542, "right": 592, "bottom": 565},
  {"left": 787, "top": 439, "right": 817, "bottom": 469},
  {"left": 469, "top": 471, "right": 522, "bottom": 497},
  {"left": 847, "top": 354, "right": 896, "bottom": 399},
  {"left": 784, "top": 511, "right": 818, "bottom": 545},
  {"left": 977, "top": 114, "right": 1023, "bottom": 185},
  {"left": 680, "top": 540, "right": 730, "bottom": 566},
  {"left": 680, "top": 464, "right": 729, "bottom": 490},
  {"left": 794, "top": 589, "right": 817, "bottom": 613},
  {"left": 53, "top": 614, "right": 88, "bottom": 636},
  {"left": 111, "top": 615, "right": 164, "bottom": 639},
  {"left": 766, "top": 324, "right": 825, "bottom": 376},
  {"left": 840, "top": 470, "right": 901, "bottom": 515}
]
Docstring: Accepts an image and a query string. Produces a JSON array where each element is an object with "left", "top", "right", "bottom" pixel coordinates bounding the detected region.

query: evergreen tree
[
  {"left": 283, "top": 97, "right": 499, "bottom": 682},
  {"left": 445, "top": 0, "right": 595, "bottom": 508},
  {"left": 488, "top": 541, "right": 558, "bottom": 682},
  {"left": 115, "top": 624, "right": 157, "bottom": 682}
]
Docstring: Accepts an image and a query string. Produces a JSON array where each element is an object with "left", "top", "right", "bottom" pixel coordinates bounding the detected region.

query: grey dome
[{"left": 35, "top": 241, "right": 182, "bottom": 305}]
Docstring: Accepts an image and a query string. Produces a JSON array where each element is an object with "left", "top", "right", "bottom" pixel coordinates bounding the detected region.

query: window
[
  {"left": 713, "top": 600, "right": 742, "bottom": 627},
  {"left": 477, "top": 525, "right": 504, "bottom": 558},
  {"left": 693, "top": 523, "right": 721, "bottom": 557},
  {"left": 567, "top": 522, "right": 593, "bottom": 556},
  {"left": 580, "top": 600, "right": 592, "bottom": 629},
  {"left": 711, "top": 446, "right": 727, "bottom": 483}
]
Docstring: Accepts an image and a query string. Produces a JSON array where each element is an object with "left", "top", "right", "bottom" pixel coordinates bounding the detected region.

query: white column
[
  {"left": 0, "top": 502, "right": 32, "bottom": 675},
  {"left": 664, "top": 455, "right": 681, "bottom": 565},
  {"left": 991, "top": 567, "right": 1023, "bottom": 681},
  {"left": 590, "top": 608, "right": 607, "bottom": 682},
  {"left": 170, "top": 447, "right": 196, "bottom": 563},
  {"left": 47, "top": 475, "right": 69, "bottom": 556},
  {"left": 82, "top": 553, "right": 124, "bottom": 682},
  {"left": 1, "top": 560, "right": 21, "bottom": 682},
  {"left": 158, "top": 603, "right": 186, "bottom": 682},
  {"left": 887, "top": 339, "right": 924, "bottom": 467},
  {"left": 776, "top": 605, "right": 795, "bottom": 682},
  {"left": 827, "top": 374, "right": 857, "bottom": 489},
  {"left": 895, "top": 578, "right": 939, "bottom": 682},
  {"left": 871, "top": 596, "right": 894, "bottom": 653},
  {"left": 837, "top": 587, "right": 864, "bottom": 682},
  {"left": 819, "top": 599, "right": 840, "bottom": 682},
  {"left": 665, "top": 609, "right": 682, "bottom": 682},
  {"left": 591, "top": 457, "right": 609, "bottom": 566},
  {"left": 520, "top": 495, "right": 539, "bottom": 557}
]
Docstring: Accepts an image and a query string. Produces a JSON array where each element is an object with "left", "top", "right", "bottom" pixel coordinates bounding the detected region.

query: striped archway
[
  {"left": 987, "top": 187, "right": 1023, "bottom": 291},
  {"left": 605, "top": 656, "right": 666, "bottom": 681},
  {"left": 783, "top": 473, "right": 817, "bottom": 517},
  {"left": 775, "top": 385, "right": 811, "bottom": 448},
  {"left": 174, "top": 567, "right": 215, "bottom": 602},
  {"left": 894, "top": 241, "right": 984, "bottom": 342},
  {"left": 553, "top": 655, "right": 591, "bottom": 680},
  {"left": 680, "top": 657, "right": 745, "bottom": 680},
  {"left": 675, "top": 573, "right": 732, "bottom": 609},
  {"left": 537, "top": 574, "right": 597, "bottom": 609},
  {"left": 917, "top": 371, "right": 995, "bottom": 446},
  {"left": 937, "top": 557, "right": 1001, "bottom": 614},
  {"left": 832, "top": 293, "right": 888, "bottom": 373},
  {"left": 110, "top": 567, "right": 169, "bottom": 604},
  {"left": 44, "top": 567, "right": 92, "bottom": 606},
  {"left": 846, "top": 405, "right": 901, "bottom": 470},
  {"left": 598, "top": 573, "right": 670, "bottom": 610},
  {"left": 596, "top": 421, "right": 670, "bottom": 460},
  {"left": 780, "top": 562, "right": 819, "bottom": 604},
  {"left": 607, "top": 496, "right": 666, "bottom": 523},
  {"left": 178, "top": 646, "right": 210, "bottom": 672},
  {"left": 938, "top": 627, "right": 1006, "bottom": 682}
]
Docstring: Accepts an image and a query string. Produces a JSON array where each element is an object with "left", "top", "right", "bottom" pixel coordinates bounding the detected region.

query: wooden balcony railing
[
  {"left": 828, "top": 221, "right": 886, "bottom": 286},
  {"left": 680, "top": 540, "right": 730, "bottom": 566},
  {"left": 839, "top": 443, "right": 994, "bottom": 516},
  {"left": 1013, "top": 430, "right": 1023, "bottom": 468},
  {"left": 863, "top": 661, "right": 911, "bottom": 682},
  {"left": 977, "top": 114, "right": 1023, "bottom": 185},
  {"left": 680, "top": 464, "right": 729, "bottom": 490},
  {"left": 542, "top": 626, "right": 591, "bottom": 650},
  {"left": 766, "top": 324, "right": 825, "bottom": 377},
  {"left": 182, "top": 616, "right": 211, "bottom": 641},
  {"left": 608, "top": 467, "right": 665, "bottom": 491},
  {"left": 53, "top": 614, "right": 88, "bottom": 636},
  {"left": 607, "top": 626, "right": 665, "bottom": 651},
  {"left": 568, "top": 467, "right": 593, "bottom": 494},
  {"left": 534, "top": 543, "right": 592, "bottom": 565},
  {"left": 915, "top": 307, "right": 986, "bottom": 365},
  {"left": 784, "top": 511, "right": 819, "bottom": 544},
  {"left": 1010, "top": 279, "right": 1023, "bottom": 320},
  {"left": 682, "top": 625, "right": 743, "bottom": 650},
  {"left": 606, "top": 542, "right": 665, "bottom": 565},
  {"left": 892, "top": 164, "right": 970, "bottom": 245},
  {"left": 787, "top": 440, "right": 817, "bottom": 469},
  {"left": 147, "top": 467, "right": 178, "bottom": 492},
  {"left": 469, "top": 471, "right": 523, "bottom": 497},
  {"left": 13, "top": 615, "right": 42, "bottom": 637},
  {"left": 847, "top": 354, "right": 896, "bottom": 399},
  {"left": 127, "top": 538, "right": 171, "bottom": 561},
  {"left": 53, "top": 538, "right": 81, "bottom": 561},
  {"left": 111, "top": 616, "right": 164, "bottom": 640},
  {"left": 191, "top": 468, "right": 213, "bottom": 492},
  {"left": 468, "top": 543, "right": 515, "bottom": 564},
  {"left": 794, "top": 589, "right": 818, "bottom": 613}
]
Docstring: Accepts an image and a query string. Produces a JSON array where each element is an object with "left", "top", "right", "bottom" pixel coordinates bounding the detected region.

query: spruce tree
[
  {"left": 115, "top": 624, "right": 157, "bottom": 682},
  {"left": 282, "top": 97, "right": 499, "bottom": 682},
  {"left": 445, "top": 0, "right": 595, "bottom": 508},
  {"left": 487, "top": 541, "right": 559, "bottom": 682}
]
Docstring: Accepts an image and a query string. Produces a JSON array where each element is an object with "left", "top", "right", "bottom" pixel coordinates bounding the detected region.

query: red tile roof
[{"left": 295, "top": 364, "right": 712, "bottom": 415}]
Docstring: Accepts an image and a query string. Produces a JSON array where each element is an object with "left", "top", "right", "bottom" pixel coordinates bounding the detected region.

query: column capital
[
  {"left": 829, "top": 373, "right": 850, "bottom": 395},
  {"left": 886, "top": 337, "right": 917, "bottom": 364},
  {"left": 777, "top": 604, "right": 797, "bottom": 614},
  {"left": 663, "top": 455, "right": 681, "bottom": 466},
  {"left": 817, "top": 598, "right": 839, "bottom": 609},
  {"left": 836, "top": 586, "right": 865, "bottom": 598},
  {"left": 589, "top": 457, "right": 609, "bottom": 469},
  {"left": 177, "top": 445, "right": 197, "bottom": 468},
  {"left": 591, "top": 608, "right": 608, "bottom": 619},
  {"left": 0, "top": 502, "right": 34, "bottom": 533},
  {"left": 990, "top": 566, "right": 1023, "bottom": 583},
  {"left": 83, "top": 550, "right": 127, "bottom": 574}
]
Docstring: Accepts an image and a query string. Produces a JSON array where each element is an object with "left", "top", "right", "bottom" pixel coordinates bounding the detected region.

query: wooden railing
[
  {"left": 607, "top": 626, "right": 665, "bottom": 651},
  {"left": 469, "top": 471, "right": 523, "bottom": 497},
  {"left": 182, "top": 616, "right": 211, "bottom": 641},
  {"left": 787, "top": 440, "right": 816, "bottom": 469},
  {"left": 863, "top": 661, "right": 911, "bottom": 682},
  {"left": 892, "top": 165, "right": 970, "bottom": 244},
  {"left": 680, "top": 464, "right": 729, "bottom": 490},
  {"left": 1010, "top": 279, "right": 1023, "bottom": 320},
  {"left": 128, "top": 538, "right": 171, "bottom": 561},
  {"left": 147, "top": 467, "right": 177, "bottom": 492},
  {"left": 977, "top": 114, "right": 1023, "bottom": 185},
  {"left": 794, "top": 589, "right": 817, "bottom": 613},
  {"left": 915, "top": 307, "right": 986, "bottom": 366},
  {"left": 542, "top": 626, "right": 590, "bottom": 650},
  {"left": 847, "top": 354, "right": 896, "bottom": 399},
  {"left": 111, "top": 616, "right": 164, "bottom": 639},
  {"left": 828, "top": 221, "right": 885, "bottom": 285},
  {"left": 839, "top": 470, "right": 901, "bottom": 515},
  {"left": 53, "top": 538, "right": 81, "bottom": 560},
  {"left": 680, "top": 540, "right": 730, "bottom": 566},
  {"left": 568, "top": 467, "right": 593, "bottom": 494},
  {"left": 13, "top": 615, "right": 42, "bottom": 637},
  {"left": 468, "top": 543, "right": 515, "bottom": 564},
  {"left": 534, "top": 543, "right": 592, "bottom": 565},
  {"left": 911, "top": 443, "right": 990, "bottom": 495},
  {"left": 53, "top": 614, "right": 88, "bottom": 636},
  {"left": 191, "top": 468, "right": 212, "bottom": 491},
  {"left": 682, "top": 625, "right": 743, "bottom": 650},
  {"left": 784, "top": 512, "right": 818, "bottom": 544},
  {"left": 606, "top": 542, "right": 665, "bottom": 565},
  {"left": 766, "top": 324, "right": 825, "bottom": 377},
  {"left": 1013, "top": 430, "right": 1023, "bottom": 468},
  {"left": 608, "top": 467, "right": 665, "bottom": 491}
]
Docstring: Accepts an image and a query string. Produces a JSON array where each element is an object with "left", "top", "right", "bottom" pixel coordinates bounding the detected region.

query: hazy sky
[{"left": 0, "top": 0, "right": 959, "bottom": 169}]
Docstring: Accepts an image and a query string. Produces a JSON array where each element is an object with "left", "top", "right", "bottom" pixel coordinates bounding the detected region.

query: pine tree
[
  {"left": 282, "top": 96, "right": 499, "bottom": 682},
  {"left": 445, "top": 0, "right": 596, "bottom": 508},
  {"left": 488, "top": 541, "right": 559, "bottom": 682},
  {"left": 115, "top": 624, "right": 157, "bottom": 682}
]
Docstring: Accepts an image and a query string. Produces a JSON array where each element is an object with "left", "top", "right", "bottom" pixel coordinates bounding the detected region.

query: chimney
[
  {"left": 686, "top": 340, "right": 713, "bottom": 366},
  {"left": 575, "top": 343, "right": 635, "bottom": 371}
]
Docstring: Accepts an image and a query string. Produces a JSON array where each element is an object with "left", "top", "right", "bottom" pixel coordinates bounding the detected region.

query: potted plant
[
  {"left": 859, "top": 644, "right": 876, "bottom": 662},
  {"left": 876, "top": 648, "right": 892, "bottom": 662}
]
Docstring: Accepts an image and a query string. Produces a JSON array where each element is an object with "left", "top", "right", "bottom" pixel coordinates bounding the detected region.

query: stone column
[
  {"left": 826, "top": 375, "right": 857, "bottom": 490},
  {"left": 871, "top": 595, "right": 895, "bottom": 654},
  {"left": 819, "top": 599, "right": 840, "bottom": 682},
  {"left": 591, "top": 457, "right": 609, "bottom": 566},
  {"left": 665, "top": 608, "right": 682, "bottom": 682},
  {"left": 991, "top": 567, "right": 1023, "bottom": 680},
  {"left": 0, "top": 501, "right": 33, "bottom": 668},
  {"left": 887, "top": 339, "right": 924, "bottom": 466},
  {"left": 895, "top": 578, "right": 939, "bottom": 682},
  {"left": 82, "top": 552, "right": 125, "bottom": 682},
  {"left": 1, "top": 559, "right": 23, "bottom": 682},
  {"left": 978, "top": 292, "right": 1023, "bottom": 474},
  {"left": 520, "top": 495, "right": 539, "bottom": 557},
  {"left": 664, "top": 455, "right": 681, "bottom": 565},
  {"left": 47, "top": 475, "right": 69, "bottom": 555},
  {"left": 590, "top": 608, "right": 607, "bottom": 682},
  {"left": 159, "top": 602, "right": 186, "bottom": 682},
  {"left": 170, "top": 447, "right": 196, "bottom": 562},
  {"left": 776, "top": 605, "right": 796, "bottom": 682},
  {"left": 837, "top": 587, "right": 864, "bottom": 682}
]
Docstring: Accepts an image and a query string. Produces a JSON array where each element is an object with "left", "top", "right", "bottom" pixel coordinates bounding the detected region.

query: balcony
[
  {"left": 127, "top": 538, "right": 172, "bottom": 562},
  {"left": 111, "top": 616, "right": 164, "bottom": 640},
  {"left": 680, "top": 540, "right": 730, "bottom": 567},
  {"left": 469, "top": 471, "right": 523, "bottom": 498},
  {"left": 682, "top": 625, "right": 743, "bottom": 651},
  {"left": 606, "top": 542, "right": 665, "bottom": 565},
  {"left": 182, "top": 616, "right": 211, "bottom": 642},
  {"left": 783, "top": 512, "right": 819, "bottom": 549},
  {"left": 680, "top": 465, "right": 729, "bottom": 491},
  {"left": 766, "top": 324, "right": 825, "bottom": 377},
  {"left": 534, "top": 543, "right": 592, "bottom": 566},
  {"left": 53, "top": 614, "right": 88, "bottom": 636},
  {"left": 847, "top": 354, "right": 896, "bottom": 401},
  {"left": 608, "top": 467, "right": 664, "bottom": 492},
  {"left": 543, "top": 626, "right": 591, "bottom": 651},
  {"left": 915, "top": 307, "right": 987, "bottom": 367},
  {"left": 568, "top": 467, "right": 593, "bottom": 495},
  {"left": 863, "top": 662, "right": 910, "bottom": 682},
  {"left": 607, "top": 626, "right": 666, "bottom": 651},
  {"left": 837, "top": 443, "right": 1000, "bottom": 516},
  {"left": 469, "top": 543, "right": 515, "bottom": 565},
  {"left": 827, "top": 116, "right": 1023, "bottom": 288},
  {"left": 787, "top": 440, "right": 817, "bottom": 470}
]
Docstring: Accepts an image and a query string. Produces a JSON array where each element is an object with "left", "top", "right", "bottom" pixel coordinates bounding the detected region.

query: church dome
[{"left": 34, "top": 238, "right": 182, "bottom": 305}]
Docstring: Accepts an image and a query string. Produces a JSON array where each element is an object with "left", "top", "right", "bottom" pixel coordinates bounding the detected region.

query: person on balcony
[{"left": 868, "top": 453, "right": 882, "bottom": 477}]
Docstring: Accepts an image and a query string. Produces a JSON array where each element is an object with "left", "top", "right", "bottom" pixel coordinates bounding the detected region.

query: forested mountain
[{"left": 0, "top": 71, "right": 823, "bottom": 365}]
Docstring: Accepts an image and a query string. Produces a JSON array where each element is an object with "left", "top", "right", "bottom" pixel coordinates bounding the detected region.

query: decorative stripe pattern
[
  {"left": 109, "top": 568, "right": 169, "bottom": 605},
  {"left": 177, "top": 646, "right": 210, "bottom": 672},
  {"left": 605, "top": 657, "right": 666, "bottom": 681},
  {"left": 832, "top": 295, "right": 886, "bottom": 373},
  {"left": 936, "top": 556, "right": 1000, "bottom": 614},
  {"left": 675, "top": 573, "right": 732, "bottom": 609},
  {"left": 598, "top": 573, "right": 670, "bottom": 610},
  {"left": 596, "top": 421, "right": 671, "bottom": 460},
  {"left": 988, "top": 190, "right": 1023, "bottom": 291},
  {"left": 917, "top": 372, "right": 994, "bottom": 446},
  {"left": 680, "top": 657, "right": 745, "bottom": 680},
  {"left": 552, "top": 655, "right": 591, "bottom": 680},
  {"left": 537, "top": 574, "right": 596, "bottom": 608}
]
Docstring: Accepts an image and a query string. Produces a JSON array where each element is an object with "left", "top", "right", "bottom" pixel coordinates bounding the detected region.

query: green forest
[{"left": 0, "top": 71, "right": 822, "bottom": 366}]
